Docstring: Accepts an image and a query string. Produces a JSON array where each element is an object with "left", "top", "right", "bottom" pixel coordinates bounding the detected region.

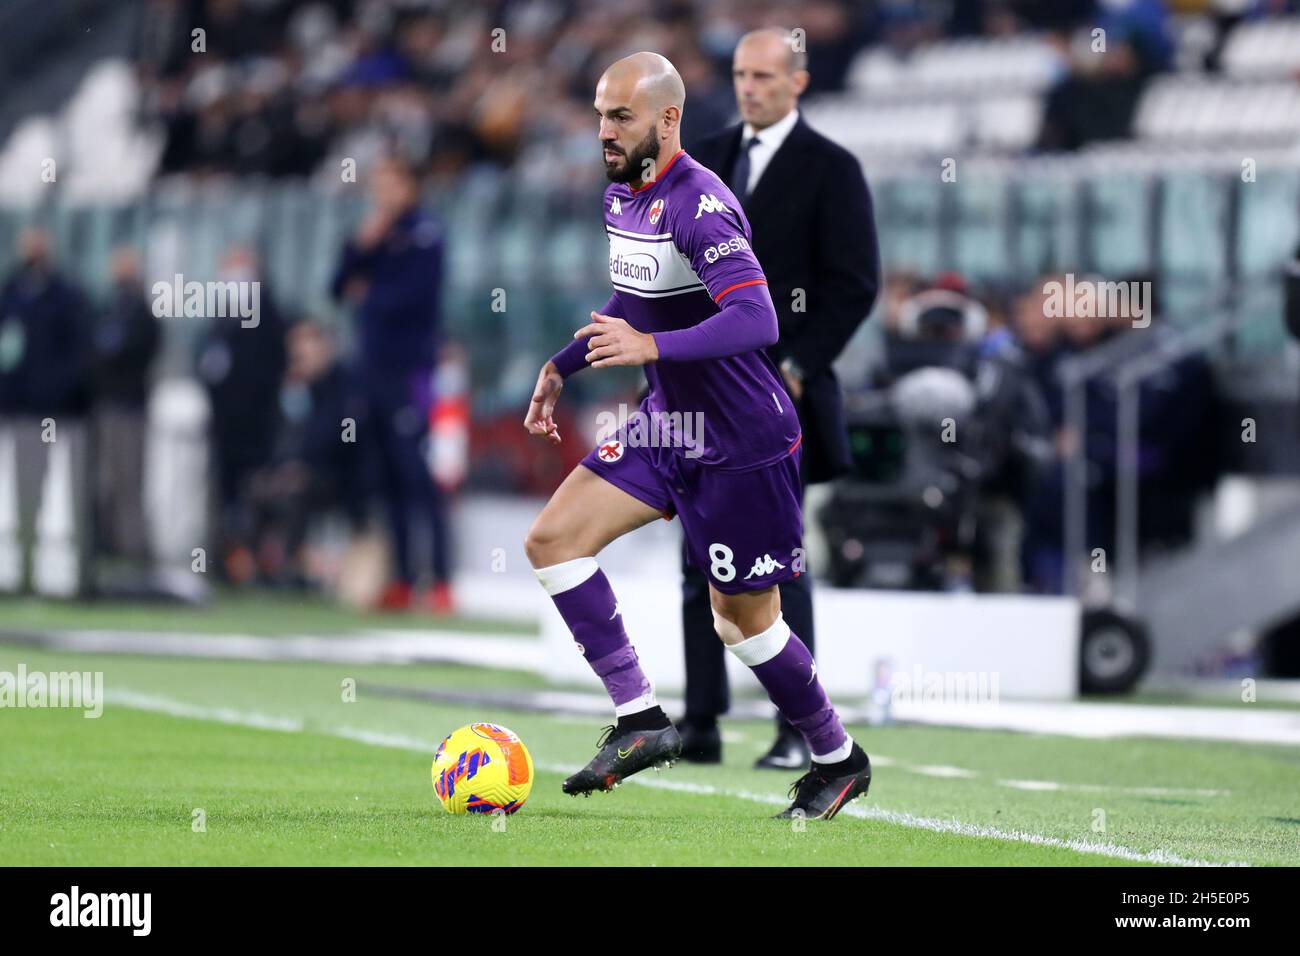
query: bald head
[
  {"left": 594, "top": 52, "right": 685, "bottom": 187},
  {"left": 600, "top": 52, "right": 685, "bottom": 113}
]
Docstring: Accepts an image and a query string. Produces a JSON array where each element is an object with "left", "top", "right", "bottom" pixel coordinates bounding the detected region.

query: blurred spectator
[
  {"left": 247, "top": 320, "right": 365, "bottom": 588},
  {"left": 136, "top": 0, "right": 888, "bottom": 181},
  {"left": 971, "top": 285, "right": 1052, "bottom": 592},
  {"left": 90, "top": 247, "right": 161, "bottom": 568},
  {"left": 1018, "top": 272, "right": 1216, "bottom": 593},
  {"left": 196, "top": 244, "right": 288, "bottom": 583},
  {"left": 0, "top": 228, "right": 90, "bottom": 418},
  {"left": 0, "top": 228, "right": 92, "bottom": 592},
  {"left": 331, "top": 155, "right": 453, "bottom": 613},
  {"left": 1015, "top": 275, "right": 1080, "bottom": 592},
  {"left": 1038, "top": 0, "right": 1173, "bottom": 151},
  {"left": 833, "top": 267, "right": 1222, "bottom": 595},
  {"left": 1064, "top": 275, "right": 1216, "bottom": 556},
  {"left": 677, "top": 44, "right": 735, "bottom": 151}
]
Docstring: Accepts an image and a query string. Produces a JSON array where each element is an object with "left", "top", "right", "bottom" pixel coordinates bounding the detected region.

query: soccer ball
[{"left": 431, "top": 722, "right": 534, "bottom": 815}]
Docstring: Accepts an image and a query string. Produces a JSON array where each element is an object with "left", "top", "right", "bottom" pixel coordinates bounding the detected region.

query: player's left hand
[{"left": 574, "top": 312, "right": 659, "bottom": 368}]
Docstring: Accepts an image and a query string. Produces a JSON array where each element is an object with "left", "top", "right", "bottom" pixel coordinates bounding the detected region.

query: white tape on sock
[
  {"left": 812, "top": 736, "right": 854, "bottom": 765},
  {"left": 614, "top": 688, "right": 658, "bottom": 718},
  {"left": 725, "top": 614, "right": 791, "bottom": 667},
  {"left": 533, "top": 556, "right": 599, "bottom": 595}
]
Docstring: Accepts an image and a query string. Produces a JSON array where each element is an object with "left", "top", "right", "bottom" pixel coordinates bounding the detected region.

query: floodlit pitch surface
[{"left": 0, "top": 628, "right": 1295, "bottom": 867}]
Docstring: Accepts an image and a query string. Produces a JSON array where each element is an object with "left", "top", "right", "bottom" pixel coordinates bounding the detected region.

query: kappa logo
[
  {"left": 610, "top": 196, "right": 622, "bottom": 215},
  {"left": 597, "top": 439, "right": 625, "bottom": 462},
  {"left": 648, "top": 199, "right": 665, "bottom": 225},
  {"left": 743, "top": 553, "right": 786, "bottom": 579},
  {"left": 694, "top": 193, "right": 729, "bottom": 219}
]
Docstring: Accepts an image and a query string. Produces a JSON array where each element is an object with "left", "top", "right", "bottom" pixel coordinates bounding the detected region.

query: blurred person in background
[
  {"left": 0, "top": 228, "right": 92, "bottom": 592},
  {"left": 970, "top": 284, "right": 1052, "bottom": 593},
  {"left": 0, "top": 229, "right": 90, "bottom": 420},
  {"left": 196, "top": 244, "right": 288, "bottom": 584},
  {"left": 90, "top": 247, "right": 160, "bottom": 572},
  {"left": 1015, "top": 276, "right": 1072, "bottom": 593},
  {"left": 1017, "top": 272, "right": 1216, "bottom": 593},
  {"left": 1059, "top": 275, "right": 1217, "bottom": 562},
  {"left": 1013, "top": 274, "right": 1069, "bottom": 427},
  {"left": 331, "top": 154, "right": 453, "bottom": 614},
  {"left": 1037, "top": 0, "right": 1173, "bottom": 151},
  {"left": 676, "top": 43, "right": 736, "bottom": 151},
  {"left": 247, "top": 320, "right": 365, "bottom": 589},
  {"left": 136, "top": 0, "right": 890, "bottom": 184},
  {"left": 680, "top": 27, "right": 880, "bottom": 769}
]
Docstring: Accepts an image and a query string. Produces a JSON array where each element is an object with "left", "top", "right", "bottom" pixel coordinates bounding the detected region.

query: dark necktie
[{"left": 730, "top": 134, "right": 759, "bottom": 204}]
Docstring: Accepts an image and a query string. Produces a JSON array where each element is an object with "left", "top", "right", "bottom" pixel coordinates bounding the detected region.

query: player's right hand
[{"left": 524, "top": 362, "right": 564, "bottom": 444}]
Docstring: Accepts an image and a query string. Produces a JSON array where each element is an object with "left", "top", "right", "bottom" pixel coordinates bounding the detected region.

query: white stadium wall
[{"left": 539, "top": 578, "right": 1080, "bottom": 701}]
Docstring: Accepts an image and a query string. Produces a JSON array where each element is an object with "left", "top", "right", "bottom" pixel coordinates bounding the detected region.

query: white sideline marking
[
  {"left": 106, "top": 689, "right": 1249, "bottom": 867},
  {"left": 892, "top": 698, "right": 1300, "bottom": 746},
  {"left": 996, "top": 778, "right": 1229, "bottom": 798},
  {"left": 37, "top": 628, "right": 1299, "bottom": 745},
  {"left": 910, "top": 764, "right": 978, "bottom": 779},
  {"left": 103, "top": 691, "right": 1230, "bottom": 798},
  {"left": 42, "top": 628, "right": 545, "bottom": 671},
  {"left": 111, "top": 690, "right": 303, "bottom": 732},
  {"left": 1001, "top": 779, "right": 1062, "bottom": 792},
  {"left": 863, "top": 753, "right": 1229, "bottom": 797}
]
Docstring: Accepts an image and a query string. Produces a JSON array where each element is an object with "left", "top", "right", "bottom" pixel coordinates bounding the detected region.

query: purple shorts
[{"left": 580, "top": 430, "right": 805, "bottom": 594}]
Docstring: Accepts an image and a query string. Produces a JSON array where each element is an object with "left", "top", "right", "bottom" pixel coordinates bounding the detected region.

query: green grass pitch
[{"left": 0, "top": 639, "right": 1297, "bottom": 866}]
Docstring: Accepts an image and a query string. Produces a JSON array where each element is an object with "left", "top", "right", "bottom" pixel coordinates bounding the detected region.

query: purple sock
[
  {"left": 535, "top": 557, "right": 655, "bottom": 716},
  {"left": 727, "top": 615, "right": 851, "bottom": 762}
]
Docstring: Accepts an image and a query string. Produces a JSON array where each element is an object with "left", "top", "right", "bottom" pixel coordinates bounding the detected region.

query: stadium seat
[
  {"left": 846, "top": 36, "right": 1062, "bottom": 97},
  {"left": 0, "top": 115, "right": 57, "bottom": 206},
  {"left": 1134, "top": 77, "right": 1300, "bottom": 144},
  {"left": 1220, "top": 15, "right": 1300, "bottom": 80}
]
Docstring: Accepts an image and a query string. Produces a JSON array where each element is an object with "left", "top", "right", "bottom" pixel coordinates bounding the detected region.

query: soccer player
[{"left": 523, "top": 53, "right": 871, "bottom": 819}]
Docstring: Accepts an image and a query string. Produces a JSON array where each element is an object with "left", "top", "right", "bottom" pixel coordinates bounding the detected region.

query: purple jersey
[{"left": 601, "top": 150, "right": 801, "bottom": 471}]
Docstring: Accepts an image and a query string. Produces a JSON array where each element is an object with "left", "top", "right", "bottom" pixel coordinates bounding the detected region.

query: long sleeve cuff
[
  {"left": 652, "top": 283, "right": 778, "bottom": 363},
  {"left": 549, "top": 336, "right": 589, "bottom": 378}
]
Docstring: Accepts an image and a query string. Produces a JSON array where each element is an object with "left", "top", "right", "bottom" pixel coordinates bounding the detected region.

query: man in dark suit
[{"left": 677, "top": 28, "right": 881, "bottom": 768}]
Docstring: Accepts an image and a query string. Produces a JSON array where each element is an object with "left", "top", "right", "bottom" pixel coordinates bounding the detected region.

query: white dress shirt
[{"left": 739, "top": 108, "right": 800, "bottom": 197}]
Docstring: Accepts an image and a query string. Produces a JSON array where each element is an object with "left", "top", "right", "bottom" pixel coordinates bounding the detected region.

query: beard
[{"left": 603, "top": 125, "right": 661, "bottom": 184}]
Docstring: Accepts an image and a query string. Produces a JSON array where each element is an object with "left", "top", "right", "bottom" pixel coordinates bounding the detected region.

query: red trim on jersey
[
  {"left": 631, "top": 149, "right": 686, "bottom": 194},
  {"left": 714, "top": 278, "right": 767, "bottom": 303},
  {"left": 788, "top": 433, "right": 803, "bottom": 455}
]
